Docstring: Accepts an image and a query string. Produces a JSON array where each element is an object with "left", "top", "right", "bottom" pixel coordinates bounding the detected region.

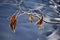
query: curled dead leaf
[
  {"left": 36, "top": 14, "right": 44, "bottom": 30},
  {"left": 36, "top": 14, "right": 44, "bottom": 25},
  {"left": 10, "top": 15, "right": 17, "bottom": 32},
  {"left": 29, "top": 16, "right": 34, "bottom": 23}
]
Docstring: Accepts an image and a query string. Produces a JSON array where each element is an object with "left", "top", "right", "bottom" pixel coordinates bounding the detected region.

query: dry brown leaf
[
  {"left": 36, "top": 14, "right": 44, "bottom": 25},
  {"left": 36, "top": 14, "right": 44, "bottom": 30},
  {"left": 29, "top": 16, "right": 34, "bottom": 23},
  {"left": 10, "top": 15, "right": 17, "bottom": 32}
]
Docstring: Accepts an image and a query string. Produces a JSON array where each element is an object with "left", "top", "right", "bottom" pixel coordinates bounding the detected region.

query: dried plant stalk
[{"left": 39, "top": 24, "right": 43, "bottom": 30}]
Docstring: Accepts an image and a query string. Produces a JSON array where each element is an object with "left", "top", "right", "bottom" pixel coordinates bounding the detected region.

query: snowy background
[{"left": 0, "top": 0, "right": 60, "bottom": 40}]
